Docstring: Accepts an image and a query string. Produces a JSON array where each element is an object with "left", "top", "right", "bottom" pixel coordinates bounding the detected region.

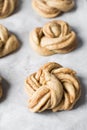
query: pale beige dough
[
  {"left": 32, "top": 0, "right": 75, "bottom": 18},
  {"left": 29, "top": 20, "right": 77, "bottom": 56},
  {"left": 0, "top": 0, "right": 17, "bottom": 18},
  {"left": 0, "top": 24, "right": 19, "bottom": 58},
  {"left": 25, "top": 62, "right": 81, "bottom": 112}
]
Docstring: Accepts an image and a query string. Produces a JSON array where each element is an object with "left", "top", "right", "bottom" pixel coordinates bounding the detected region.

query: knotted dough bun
[
  {"left": 0, "top": 0, "right": 17, "bottom": 18},
  {"left": 25, "top": 62, "right": 81, "bottom": 112},
  {"left": 0, "top": 24, "right": 19, "bottom": 58},
  {"left": 32, "top": 0, "right": 75, "bottom": 18},
  {"left": 30, "top": 20, "right": 77, "bottom": 56}
]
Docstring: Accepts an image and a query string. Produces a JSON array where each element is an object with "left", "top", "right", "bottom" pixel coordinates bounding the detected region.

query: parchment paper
[{"left": 0, "top": 0, "right": 87, "bottom": 130}]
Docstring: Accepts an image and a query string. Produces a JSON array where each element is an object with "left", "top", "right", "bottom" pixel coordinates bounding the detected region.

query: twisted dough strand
[
  {"left": 0, "top": 0, "right": 17, "bottom": 18},
  {"left": 32, "top": 0, "right": 75, "bottom": 18},
  {"left": 25, "top": 62, "right": 81, "bottom": 112},
  {"left": 0, "top": 24, "right": 19, "bottom": 58},
  {"left": 30, "top": 20, "right": 77, "bottom": 56}
]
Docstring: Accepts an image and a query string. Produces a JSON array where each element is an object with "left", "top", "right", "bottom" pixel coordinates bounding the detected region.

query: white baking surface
[{"left": 0, "top": 0, "right": 87, "bottom": 130}]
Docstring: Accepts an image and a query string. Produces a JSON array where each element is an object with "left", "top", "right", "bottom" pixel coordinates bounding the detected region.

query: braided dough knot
[
  {"left": 32, "top": 0, "right": 75, "bottom": 18},
  {"left": 30, "top": 20, "right": 77, "bottom": 56},
  {"left": 25, "top": 62, "right": 81, "bottom": 112},
  {"left": 0, "top": 0, "right": 17, "bottom": 18},
  {"left": 0, "top": 24, "right": 19, "bottom": 57}
]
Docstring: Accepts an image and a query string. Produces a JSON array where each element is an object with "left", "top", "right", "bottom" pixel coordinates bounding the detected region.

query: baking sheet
[{"left": 0, "top": 0, "right": 87, "bottom": 130}]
